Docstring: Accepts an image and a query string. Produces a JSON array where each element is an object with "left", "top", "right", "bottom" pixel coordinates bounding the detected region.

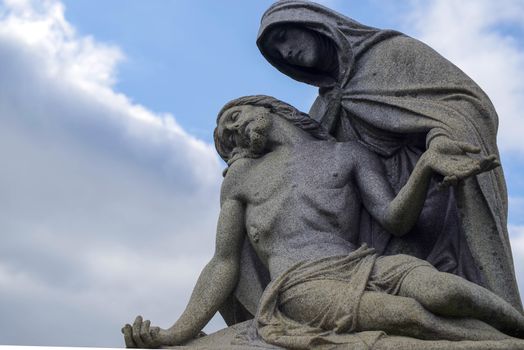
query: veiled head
[{"left": 264, "top": 24, "right": 324, "bottom": 69}]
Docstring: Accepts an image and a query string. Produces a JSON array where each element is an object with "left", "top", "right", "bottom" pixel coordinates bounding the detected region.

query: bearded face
[
  {"left": 241, "top": 112, "right": 272, "bottom": 156},
  {"left": 216, "top": 105, "right": 273, "bottom": 165}
]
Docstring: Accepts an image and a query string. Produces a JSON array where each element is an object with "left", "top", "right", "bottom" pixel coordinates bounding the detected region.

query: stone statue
[
  {"left": 122, "top": 95, "right": 524, "bottom": 349},
  {"left": 120, "top": 1, "right": 524, "bottom": 348},
  {"left": 249, "top": 0, "right": 521, "bottom": 315}
]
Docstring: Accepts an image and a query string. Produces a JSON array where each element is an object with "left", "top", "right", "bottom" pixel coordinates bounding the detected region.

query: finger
[
  {"left": 453, "top": 170, "right": 476, "bottom": 180},
  {"left": 485, "top": 155, "right": 500, "bottom": 168},
  {"left": 132, "top": 316, "right": 146, "bottom": 348},
  {"left": 122, "top": 324, "right": 137, "bottom": 348},
  {"left": 437, "top": 181, "right": 449, "bottom": 191},
  {"left": 478, "top": 158, "right": 493, "bottom": 172},
  {"left": 457, "top": 141, "right": 481, "bottom": 154},
  {"left": 479, "top": 156, "right": 500, "bottom": 172},
  {"left": 483, "top": 161, "right": 500, "bottom": 172},
  {"left": 150, "top": 326, "right": 160, "bottom": 338},
  {"left": 437, "top": 176, "right": 452, "bottom": 190},
  {"left": 151, "top": 327, "right": 171, "bottom": 346},
  {"left": 442, "top": 175, "right": 458, "bottom": 187},
  {"left": 486, "top": 154, "right": 498, "bottom": 162},
  {"left": 141, "top": 319, "right": 155, "bottom": 346}
]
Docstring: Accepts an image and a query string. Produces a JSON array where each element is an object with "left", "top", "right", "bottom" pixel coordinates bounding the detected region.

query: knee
[
  {"left": 426, "top": 273, "right": 469, "bottom": 311},
  {"left": 392, "top": 298, "right": 431, "bottom": 328},
  {"left": 372, "top": 298, "right": 435, "bottom": 338}
]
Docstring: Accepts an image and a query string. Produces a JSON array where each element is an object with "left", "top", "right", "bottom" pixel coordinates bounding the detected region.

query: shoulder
[
  {"left": 220, "top": 159, "right": 251, "bottom": 205},
  {"left": 336, "top": 141, "right": 383, "bottom": 175},
  {"left": 336, "top": 141, "right": 377, "bottom": 162}
]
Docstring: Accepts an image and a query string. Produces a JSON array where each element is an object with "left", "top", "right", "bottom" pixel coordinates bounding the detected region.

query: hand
[
  {"left": 122, "top": 316, "right": 174, "bottom": 348},
  {"left": 424, "top": 138, "right": 500, "bottom": 189},
  {"left": 429, "top": 135, "right": 482, "bottom": 156}
]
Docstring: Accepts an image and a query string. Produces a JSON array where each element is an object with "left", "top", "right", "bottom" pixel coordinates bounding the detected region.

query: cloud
[
  {"left": 0, "top": 0, "right": 223, "bottom": 346},
  {"left": 405, "top": 0, "right": 524, "bottom": 155},
  {"left": 2, "top": 0, "right": 524, "bottom": 347},
  {"left": 509, "top": 225, "right": 524, "bottom": 298}
]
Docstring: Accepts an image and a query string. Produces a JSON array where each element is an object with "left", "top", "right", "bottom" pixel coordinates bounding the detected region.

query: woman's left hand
[{"left": 424, "top": 137, "right": 500, "bottom": 188}]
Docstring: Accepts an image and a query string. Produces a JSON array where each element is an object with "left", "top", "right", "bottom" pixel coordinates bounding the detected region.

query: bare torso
[{"left": 224, "top": 141, "right": 367, "bottom": 278}]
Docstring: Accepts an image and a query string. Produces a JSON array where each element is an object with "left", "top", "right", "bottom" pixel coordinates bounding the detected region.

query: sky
[{"left": 0, "top": 0, "right": 524, "bottom": 347}]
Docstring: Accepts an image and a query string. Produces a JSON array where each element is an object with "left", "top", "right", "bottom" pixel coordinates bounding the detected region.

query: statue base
[{"left": 166, "top": 321, "right": 524, "bottom": 349}]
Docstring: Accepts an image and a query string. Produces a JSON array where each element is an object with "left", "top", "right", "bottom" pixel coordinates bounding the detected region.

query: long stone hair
[{"left": 214, "top": 95, "right": 333, "bottom": 163}]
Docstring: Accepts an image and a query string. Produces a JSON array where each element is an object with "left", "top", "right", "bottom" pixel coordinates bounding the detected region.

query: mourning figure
[
  {"left": 122, "top": 96, "right": 523, "bottom": 349},
  {"left": 251, "top": 0, "right": 521, "bottom": 314},
  {"left": 121, "top": 1, "right": 524, "bottom": 348}
]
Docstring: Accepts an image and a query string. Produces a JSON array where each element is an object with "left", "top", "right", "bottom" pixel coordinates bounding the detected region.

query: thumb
[{"left": 456, "top": 141, "right": 481, "bottom": 154}]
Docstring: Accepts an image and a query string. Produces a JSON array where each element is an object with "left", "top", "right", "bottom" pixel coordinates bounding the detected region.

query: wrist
[
  {"left": 418, "top": 152, "right": 434, "bottom": 175},
  {"left": 426, "top": 131, "right": 452, "bottom": 149},
  {"left": 162, "top": 327, "right": 183, "bottom": 346}
]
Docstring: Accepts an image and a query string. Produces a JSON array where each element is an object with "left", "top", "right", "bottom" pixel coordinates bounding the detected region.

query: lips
[
  {"left": 287, "top": 50, "right": 302, "bottom": 64},
  {"left": 295, "top": 50, "right": 302, "bottom": 61}
]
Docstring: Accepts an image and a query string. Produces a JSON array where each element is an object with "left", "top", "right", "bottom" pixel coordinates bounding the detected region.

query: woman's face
[{"left": 266, "top": 25, "right": 322, "bottom": 68}]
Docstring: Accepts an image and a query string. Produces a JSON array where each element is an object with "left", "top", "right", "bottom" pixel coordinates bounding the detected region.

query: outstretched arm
[
  {"left": 123, "top": 199, "right": 246, "bottom": 348},
  {"left": 355, "top": 145, "right": 498, "bottom": 236}
]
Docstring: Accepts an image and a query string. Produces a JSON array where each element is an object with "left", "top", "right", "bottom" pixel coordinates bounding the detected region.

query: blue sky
[
  {"left": 1, "top": 0, "right": 524, "bottom": 347},
  {"left": 59, "top": 0, "right": 417, "bottom": 142}
]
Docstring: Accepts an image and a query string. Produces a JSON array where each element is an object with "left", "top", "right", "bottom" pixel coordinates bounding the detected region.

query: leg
[
  {"left": 399, "top": 266, "right": 524, "bottom": 336},
  {"left": 356, "top": 291, "right": 513, "bottom": 341}
]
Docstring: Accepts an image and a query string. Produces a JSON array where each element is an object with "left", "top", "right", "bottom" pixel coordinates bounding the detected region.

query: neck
[{"left": 266, "top": 118, "right": 314, "bottom": 150}]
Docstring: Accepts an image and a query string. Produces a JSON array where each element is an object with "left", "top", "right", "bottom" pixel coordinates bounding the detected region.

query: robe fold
[{"left": 220, "top": 0, "right": 522, "bottom": 326}]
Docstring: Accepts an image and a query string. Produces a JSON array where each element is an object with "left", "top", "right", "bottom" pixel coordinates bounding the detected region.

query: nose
[
  {"left": 230, "top": 120, "right": 242, "bottom": 130},
  {"left": 275, "top": 43, "right": 292, "bottom": 60},
  {"left": 233, "top": 120, "right": 242, "bottom": 128}
]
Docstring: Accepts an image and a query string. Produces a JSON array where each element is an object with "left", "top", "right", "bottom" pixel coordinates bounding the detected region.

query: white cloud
[
  {"left": 405, "top": 0, "right": 524, "bottom": 154},
  {"left": 0, "top": 0, "right": 223, "bottom": 346},
  {"left": 2, "top": 0, "right": 524, "bottom": 347},
  {"left": 509, "top": 225, "right": 524, "bottom": 299}
]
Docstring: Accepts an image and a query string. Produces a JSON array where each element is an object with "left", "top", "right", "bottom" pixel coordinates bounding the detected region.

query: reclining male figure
[{"left": 123, "top": 95, "right": 524, "bottom": 348}]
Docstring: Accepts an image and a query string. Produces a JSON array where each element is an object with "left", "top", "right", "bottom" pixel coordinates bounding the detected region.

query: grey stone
[
  {"left": 123, "top": 95, "right": 523, "bottom": 348},
  {"left": 175, "top": 320, "right": 524, "bottom": 350},
  {"left": 121, "top": 1, "right": 524, "bottom": 348},
  {"left": 250, "top": 0, "right": 522, "bottom": 313}
]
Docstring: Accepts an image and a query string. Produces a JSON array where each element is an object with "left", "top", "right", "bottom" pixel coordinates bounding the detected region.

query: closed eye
[
  {"left": 230, "top": 111, "right": 240, "bottom": 121},
  {"left": 274, "top": 28, "right": 286, "bottom": 42}
]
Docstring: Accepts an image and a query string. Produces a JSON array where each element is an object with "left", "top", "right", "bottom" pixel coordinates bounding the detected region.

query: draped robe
[{"left": 220, "top": 0, "right": 522, "bottom": 325}]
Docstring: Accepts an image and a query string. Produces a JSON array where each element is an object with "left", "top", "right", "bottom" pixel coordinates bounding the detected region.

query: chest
[{"left": 241, "top": 149, "right": 350, "bottom": 203}]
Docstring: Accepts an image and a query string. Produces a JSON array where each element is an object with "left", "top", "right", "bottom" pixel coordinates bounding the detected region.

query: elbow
[
  {"left": 382, "top": 212, "right": 411, "bottom": 237},
  {"left": 390, "top": 224, "right": 410, "bottom": 237},
  {"left": 208, "top": 256, "right": 240, "bottom": 283},
  {"left": 384, "top": 222, "right": 409, "bottom": 237}
]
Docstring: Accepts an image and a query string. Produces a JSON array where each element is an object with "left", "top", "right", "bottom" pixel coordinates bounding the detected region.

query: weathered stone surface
[
  {"left": 253, "top": 0, "right": 521, "bottom": 312},
  {"left": 121, "top": 1, "right": 524, "bottom": 349},
  {"left": 174, "top": 320, "right": 524, "bottom": 350},
  {"left": 123, "top": 95, "right": 523, "bottom": 348}
]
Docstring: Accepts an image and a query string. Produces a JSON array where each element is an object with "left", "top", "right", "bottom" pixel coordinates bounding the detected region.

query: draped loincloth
[{"left": 253, "top": 245, "right": 432, "bottom": 349}]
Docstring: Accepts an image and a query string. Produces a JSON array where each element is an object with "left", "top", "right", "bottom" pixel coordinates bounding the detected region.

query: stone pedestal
[{"left": 167, "top": 321, "right": 524, "bottom": 350}]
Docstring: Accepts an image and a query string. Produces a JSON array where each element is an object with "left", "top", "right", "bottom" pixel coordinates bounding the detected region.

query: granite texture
[
  {"left": 176, "top": 320, "right": 524, "bottom": 350},
  {"left": 251, "top": 0, "right": 521, "bottom": 313},
  {"left": 121, "top": 1, "right": 524, "bottom": 348},
  {"left": 123, "top": 95, "right": 523, "bottom": 348}
]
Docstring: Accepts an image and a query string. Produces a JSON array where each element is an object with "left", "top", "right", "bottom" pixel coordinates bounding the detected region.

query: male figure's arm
[
  {"left": 122, "top": 197, "right": 246, "bottom": 348},
  {"left": 353, "top": 144, "right": 498, "bottom": 236}
]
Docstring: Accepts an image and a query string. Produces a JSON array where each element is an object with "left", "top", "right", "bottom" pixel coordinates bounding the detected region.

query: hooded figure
[{"left": 220, "top": 0, "right": 522, "bottom": 325}]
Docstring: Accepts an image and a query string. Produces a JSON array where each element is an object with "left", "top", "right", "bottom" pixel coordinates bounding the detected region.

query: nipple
[{"left": 250, "top": 226, "right": 260, "bottom": 243}]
